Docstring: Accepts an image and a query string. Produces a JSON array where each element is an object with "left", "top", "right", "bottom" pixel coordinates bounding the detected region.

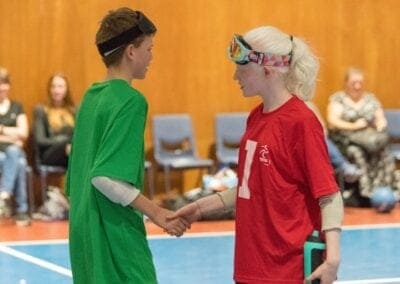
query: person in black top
[
  {"left": 0, "top": 67, "right": 30, "bottom": 226},
  {"left": 33, "top": 73, "right": 75, "bottom": 168}
]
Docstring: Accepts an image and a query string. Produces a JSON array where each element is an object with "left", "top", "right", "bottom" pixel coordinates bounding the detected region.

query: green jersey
[{"left": 66, "top": 79, "right": 157, "bottom": 283}]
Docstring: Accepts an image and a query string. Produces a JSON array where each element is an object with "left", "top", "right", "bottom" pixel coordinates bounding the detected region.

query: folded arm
[
  {"left": 0, "top": 114, "right": 29, "bottom": 146},
  {"left": 327, "top": 101, "right": 368, "bottom": 131}
]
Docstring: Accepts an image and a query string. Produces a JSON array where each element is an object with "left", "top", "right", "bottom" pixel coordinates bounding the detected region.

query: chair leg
[
  {"left": 197, "top": 166, "right": 214, "bottom": 189},
  {"left": 40, "top": 171, "right": 48, "bottom": 205},
  {"left": 208, "top": 165, "right": 215, "bottom": 175},
  {"left": 146, "top": 164, "right": 155, "bottom": 199},
  {"left": 164, "top": 166, "right": 171, "bottom": 193},
  {"left": 26, "top": 167, "right": 35, "bottom": 214},
  {"left": 195, "top": 169, "right": 203, "bottom": 190}
]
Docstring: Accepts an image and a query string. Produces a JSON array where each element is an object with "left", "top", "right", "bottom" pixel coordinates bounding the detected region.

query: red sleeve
[{"left": 294, "top": 116, "right": 339, "bottom": 199}]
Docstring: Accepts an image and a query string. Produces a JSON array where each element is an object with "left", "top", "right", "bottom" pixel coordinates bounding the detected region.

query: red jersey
[{"left": 234, "top": 96, "right": 338, "bottom": 283}]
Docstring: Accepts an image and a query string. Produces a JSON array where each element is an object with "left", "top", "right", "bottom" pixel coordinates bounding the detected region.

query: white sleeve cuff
[{"left": 91, "top": 176, "right": 140, "bottom": 206}]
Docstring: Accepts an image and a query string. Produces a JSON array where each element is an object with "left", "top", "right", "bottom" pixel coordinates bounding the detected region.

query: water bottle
[{"left": 304, "top": 230, "right": 325, "bottom": 284}]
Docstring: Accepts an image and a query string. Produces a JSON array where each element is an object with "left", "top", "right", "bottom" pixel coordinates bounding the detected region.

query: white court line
[
  {"left": 336, "top": 278, "right": 400, "bottom": 283},
  {"left": 0, "top": 244, "right": 72, "bottom": 277},
  {"left": 1, "top": 222, "right": 400, "bottom": 245},
  {"left": 0, "top": 223, "right": 399, "bottom": 282},
  {"left": 0, "top": 239, "right": 68, "bottom": 246},
  {"left": 342, "top": 223, "right": 400, "bottom": 230}
]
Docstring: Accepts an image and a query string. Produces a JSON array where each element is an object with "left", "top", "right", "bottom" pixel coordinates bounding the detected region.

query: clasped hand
[{"left": 159, "top": 202, "right": 202, "bottom": 237}]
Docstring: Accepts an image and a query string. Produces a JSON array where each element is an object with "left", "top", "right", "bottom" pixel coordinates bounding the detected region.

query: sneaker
[
  {"left": 15, "top": 213, "right": 31, "bottom": 227},
  {"left": 341, "top": 163, "right": 363, "bottom": 183},
  {"left": 0, "top": 194, "right": 12, "bottom": 219}
]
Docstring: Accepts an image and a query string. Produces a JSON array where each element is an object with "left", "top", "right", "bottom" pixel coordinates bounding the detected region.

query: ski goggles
[
  {"left": 97, "top": 11, "right": 157, "bottom": 57},
  {"left": 227, "top": 34, "right": 292, "bottom": 67}
]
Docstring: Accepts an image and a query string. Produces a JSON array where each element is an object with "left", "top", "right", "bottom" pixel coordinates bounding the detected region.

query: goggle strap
[
  {"left": 228, "top": 34, "right": 292, "bottom": 67},
  {"left": 288, "top": 35, "right": 294, "bottom": 62}
]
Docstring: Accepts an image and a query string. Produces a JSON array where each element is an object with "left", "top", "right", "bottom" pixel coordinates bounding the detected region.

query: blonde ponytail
[{"left": 244, "top": 26, "right": 319, "bottom": 100}]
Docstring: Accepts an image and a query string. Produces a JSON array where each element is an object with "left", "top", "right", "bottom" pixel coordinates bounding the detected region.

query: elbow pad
[
  {"left": 320, "top": 192, "right": 344, "bottom": 231},
  {"left": 216, "top": 188, "right": 237, "bottom": 211}
]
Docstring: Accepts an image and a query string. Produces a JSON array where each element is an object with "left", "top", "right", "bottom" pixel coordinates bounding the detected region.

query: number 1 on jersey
[{"left": 238, "top": 140, "right": 257, "bottom": 199}]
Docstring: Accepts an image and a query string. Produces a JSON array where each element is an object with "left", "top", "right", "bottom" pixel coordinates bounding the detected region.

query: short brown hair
[
  {"left": 96, "top": 8, "right": 148, "bottom": 67},
  {"left": 0, "top": 67, "right": 10, "bottom": 84}
]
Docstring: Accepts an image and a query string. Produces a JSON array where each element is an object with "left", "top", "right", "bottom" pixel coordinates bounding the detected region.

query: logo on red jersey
[{"left": 259, "top": 144, "right": 271, "bottom": 166}]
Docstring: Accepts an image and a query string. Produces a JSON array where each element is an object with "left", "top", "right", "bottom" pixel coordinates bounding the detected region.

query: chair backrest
[
  {"left": 32, "top": 128, "right": 45, "bottom": 172},
  {"left": 384, "top": 109, "right": 400, "bottom": 138},
  {"left": 152, "top": 114, "right": 198, "bottom": 161},
  {"left": 215, "top": 112, "right": 248, "bottom": 164}
]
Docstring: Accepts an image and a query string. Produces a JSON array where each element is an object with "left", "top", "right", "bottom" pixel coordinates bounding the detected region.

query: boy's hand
[
  {"left": 151, "top": 207, "right": 189, "bottom": 237},
  {"left": 167, "top": 202, "right": 202, "bottom": 228}
]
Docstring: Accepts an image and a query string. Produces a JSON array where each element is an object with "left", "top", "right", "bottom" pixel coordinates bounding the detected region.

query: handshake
[
  {"left": 148, "top": 190, "right": 236, "bottom": 237},
  {"left": 155, "top": 201, "right": 202, "bottom": 237}
]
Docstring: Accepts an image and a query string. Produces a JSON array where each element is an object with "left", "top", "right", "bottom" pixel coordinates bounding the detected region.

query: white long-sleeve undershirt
[{"left": 91, "top": 176, "right": 140, "bottom": 206}]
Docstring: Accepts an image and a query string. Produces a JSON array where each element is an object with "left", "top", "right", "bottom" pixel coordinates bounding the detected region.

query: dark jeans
[
  {"left": 42, "top": 143, "right": 68, "bottom": 167},
  {"left": 326, "top": 137, "right": 347, "bottom": 170}
]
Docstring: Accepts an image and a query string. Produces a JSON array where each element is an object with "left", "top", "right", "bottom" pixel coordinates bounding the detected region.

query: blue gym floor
[{"left": 0, "top": 224, "right": 399, "bottom": 284}]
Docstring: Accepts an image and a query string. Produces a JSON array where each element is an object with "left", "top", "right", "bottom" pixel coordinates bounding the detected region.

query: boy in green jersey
[{"left": 66, "top": 8, "right": 188, "bottom": 283}]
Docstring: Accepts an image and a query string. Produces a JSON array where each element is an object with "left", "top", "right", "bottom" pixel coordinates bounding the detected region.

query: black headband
[{"left": 97, "top": 11, "right": 157, "bottom": 57}]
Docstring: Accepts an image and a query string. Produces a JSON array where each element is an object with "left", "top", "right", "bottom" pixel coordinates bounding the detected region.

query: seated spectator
[
  {"left": 327, "top": 67, "right": 400, "bottom": 204},
  {"left": 33, "top": 73, "right": 75, "bottom": 168},
  {"left": 0, "top": 67, "right": 30, "bottom": 226},
  {"left": 306, "top": 101, "right": 363, "bottom": 183}
]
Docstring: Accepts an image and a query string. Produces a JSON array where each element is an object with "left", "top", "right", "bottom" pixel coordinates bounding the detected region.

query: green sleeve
[{"left": 90, "top": 98, "right": 147, "bottom": 189}]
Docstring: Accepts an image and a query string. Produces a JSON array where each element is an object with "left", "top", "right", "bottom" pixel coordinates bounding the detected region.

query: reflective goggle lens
[
  {"left": 228, "top": 35, "right": 251, "bottom": 64},
  {"left": 230, "top": 38, "right": 242, "bottom": 59}
]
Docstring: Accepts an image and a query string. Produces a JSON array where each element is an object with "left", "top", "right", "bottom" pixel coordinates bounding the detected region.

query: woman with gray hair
[{"left": 327, "top": 67, "right": 399, "bottom": 205}]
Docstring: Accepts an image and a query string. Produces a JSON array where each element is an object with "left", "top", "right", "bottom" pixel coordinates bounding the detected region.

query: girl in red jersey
[{"left": 170, "top": 26, "right": 343, "bottom": 284}]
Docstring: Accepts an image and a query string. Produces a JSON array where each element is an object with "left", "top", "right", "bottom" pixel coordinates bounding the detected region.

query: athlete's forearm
[
  {"left": 324, "top": 228, "right": 341, "bottom": 266},
  {"left": 130, "top": 194, "right": 163, "bottom": 219},
  {"left": 91, "top": 176, "right": 169, "bottom": 224},
  {"left": 319, "top": 192, "right": 342, "bottom": 266},
  {"left": 196, "top": 188, "right": 237, "bottom": 219}
]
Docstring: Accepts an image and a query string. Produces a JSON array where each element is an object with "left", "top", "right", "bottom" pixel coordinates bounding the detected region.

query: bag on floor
[{"left": 32, "top": 186, "right": 69, "bottom": 221}]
